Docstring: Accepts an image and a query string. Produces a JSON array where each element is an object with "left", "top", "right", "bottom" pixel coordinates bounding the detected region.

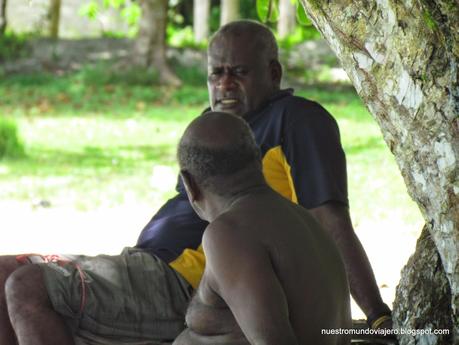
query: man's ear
[
  {"left": 180, "top": 170, "right": 201, "bottom": 202},
  {"left": 269, "top": 60, "right": 282, "bottom": 87}
]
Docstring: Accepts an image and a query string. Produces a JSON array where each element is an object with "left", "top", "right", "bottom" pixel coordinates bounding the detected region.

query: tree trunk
[
  {"left": 298, "top": 0, "right": 459, "bottom": 343},
  {"left": 220, "top": 0, "right": 239, "bottom": 26},
  {"left": 0, "top": 0, "right": 6, "bottom": 35},
  {"left": 48, "top": 0, "right": 61, "bottom": 39},
  {"left": 277, "top": 0, "right": 296, "bottom": 39},
  {"left": 134, "top": 0, "right": 181, "bottom": 86},
  {"left": 394, "top": 225, "right": 453, "bottom": 345},
  {"left": 193, "top": 0, "right": 210, "bottom": 43}
]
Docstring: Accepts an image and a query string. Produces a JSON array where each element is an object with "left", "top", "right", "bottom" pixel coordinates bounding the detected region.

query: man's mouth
[
  {"left": 219, "top": 98, "right": 238, "bottom": 105},
  {"left": 218, "top": 98, "right": 239, "bottom": 106}
]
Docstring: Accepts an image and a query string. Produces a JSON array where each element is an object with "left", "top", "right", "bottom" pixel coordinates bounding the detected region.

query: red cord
[{"left": 16, "top": 254, "right": 87, "bottom": 313}]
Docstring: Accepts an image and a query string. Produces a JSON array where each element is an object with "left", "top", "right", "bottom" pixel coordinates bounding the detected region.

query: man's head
[
  {"left": 207, "top": 20, "right": 282, "bottom": 117},
  {"left": 178, "top": 111, "right": 263, "bottom": 219}
]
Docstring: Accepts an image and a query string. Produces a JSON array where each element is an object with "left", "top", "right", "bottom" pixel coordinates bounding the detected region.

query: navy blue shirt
[{"left": 136, "top": 89, "right": 348, "bottom": 265}]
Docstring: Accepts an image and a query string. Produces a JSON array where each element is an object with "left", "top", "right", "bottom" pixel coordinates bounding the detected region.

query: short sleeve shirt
[{"left": 136, "top": 89, "right": 348, "bottom": 287}]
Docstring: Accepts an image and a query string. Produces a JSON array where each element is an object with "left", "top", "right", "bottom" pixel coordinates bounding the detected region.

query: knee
[{"left": 5, "top": 265, "right": 47, "bottom": 313}]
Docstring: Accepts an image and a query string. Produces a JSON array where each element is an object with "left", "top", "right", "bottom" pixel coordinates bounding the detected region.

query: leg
[
  {"left": 0, "top": 255, "right": 23, "bottom": 345},
  {"left": 71, "top": 249, "right": 191, "bottom": 341},
  {"left": 5, "top": 265, "right": 74, "bottom": 345}
]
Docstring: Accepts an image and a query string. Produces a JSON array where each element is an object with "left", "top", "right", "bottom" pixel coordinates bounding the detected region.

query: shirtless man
[{"left": 173, "top": 111, "right": 351, "bottom": 345}]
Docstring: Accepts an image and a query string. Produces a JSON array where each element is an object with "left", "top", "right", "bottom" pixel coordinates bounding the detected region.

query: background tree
[
  {"left": 134, "top": 0, "right": 181, "bottom": 86},
  {"left": 296, "top": 0, "right": 458, "bottom": 343},
  {"left": 0, "top": 0, "right": 6, "bottom": 35},
  {"left": 48, "top": 0, "right": 61, "bottom": 39},
  {"left": 277, "top": 0, "right": 295, "bottom": 39},
  {"left": 193, "top": 0, "right": 210, "bottom": 43},
  {"left": 220, "top": 0, "right": 239, "bottom": 26}
]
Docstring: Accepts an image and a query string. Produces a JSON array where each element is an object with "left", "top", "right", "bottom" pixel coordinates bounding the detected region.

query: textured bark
[
  {"left": 278, "top": 0, "right": 296, "bottom": 39},
  {"left": 394, "top": 225, "right": 453, "bottom": 345},
  {"left": 48, "top": 0, "right": 61, "bottom": 39},
  {"left": 193, "top": 0, "right": 210, "bottom": 43},
  {"left": 134, "top": 0, "right": 181, "bottom": 86},
  {"left": 0, "top": 0, "right": 6, "bottom": 35},
  {"left": 298, "top": 0, "right": 459, "bottom": 343},
  {"left": 220, "top": 0, "right": 239, "bottom": 26}
]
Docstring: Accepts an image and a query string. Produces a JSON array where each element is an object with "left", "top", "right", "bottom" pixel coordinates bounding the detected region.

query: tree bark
[
  {"left": 298, "top": 0, "right": 459, "bottom": 343},
  {"left": 134, "top": 0, "right": 181, "bottom": 86},
  {"left": 0, "top": 0, "right": 6, "bottom": 35},
  {"left": 48, "top": 0, "right": 61, "bottom": 39},
  {"left": 394, "top": 225, "right": 453, "bottom": 345},
  {"left": 278, "top": 0, "right": 296, "bottom": 39},
  {"left": 193, "top": 0, "right": 210, "bottom": 43},
  {"left": 220, "top": 0, "right": 239, "bottom": 26}
]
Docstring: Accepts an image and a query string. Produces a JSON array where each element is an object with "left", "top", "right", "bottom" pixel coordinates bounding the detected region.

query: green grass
[
  {"left": 0, "top": 117, "right": 26, "bottom": 159},
  {"left": 0, "top": 65, "right": 423, "bottom": 230}
]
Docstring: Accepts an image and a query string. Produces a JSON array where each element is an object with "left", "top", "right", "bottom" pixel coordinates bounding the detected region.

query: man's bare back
[
  {"left": 174, "top": 111, "right": 351, "bottom": 344},
  {"left": 175, "top": 188, "right": 351, "bottom": 344}
]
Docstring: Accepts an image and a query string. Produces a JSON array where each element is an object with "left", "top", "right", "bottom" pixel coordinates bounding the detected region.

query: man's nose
[{"left": 217, "top": 72, "right": 236, "bottom": 91}]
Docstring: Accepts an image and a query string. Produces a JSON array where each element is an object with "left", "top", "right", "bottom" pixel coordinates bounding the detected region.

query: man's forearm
[{"left": 309, "top": 202, "right": 387, "bottom": 318}]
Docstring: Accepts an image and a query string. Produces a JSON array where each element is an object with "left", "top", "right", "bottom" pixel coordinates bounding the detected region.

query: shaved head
[{"left": 178, "top": 112, "right": 262, "bottom": 196}]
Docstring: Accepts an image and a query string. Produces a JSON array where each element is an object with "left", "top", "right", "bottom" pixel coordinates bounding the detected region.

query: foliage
[
  {"left": 295, "top": 0, "right": 311, "bottom": 25},
  {"left": 167, "top": 25, "right": 206, "bottom": 49},
  {"left": 0, "top": 31, "right": 30, "bottom": 62},
  {"left": 77, "top": 0, "right": 319, "bottom": 49},
  {"left": 257, "top": 0, "right": 279, "bottom": 22},
  {"left": 79, "top": 0, "right": 140, "bottom": 37},
  {"left": 0, "top": 117, "right": 25, "bottom": 159},
  {"left": 257, "top": 0, "right": 312, "bottom": 25},
  {"left": 277, "top": 26, "right": 321, "bottom": 48},
  {"left": 256, "top": 0, "right": 320, "bottom": 42}
]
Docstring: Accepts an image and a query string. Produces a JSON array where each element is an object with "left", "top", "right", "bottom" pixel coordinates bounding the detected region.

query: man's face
[{"left": 207, "top": 35, "right": 276, "bottom": 117}]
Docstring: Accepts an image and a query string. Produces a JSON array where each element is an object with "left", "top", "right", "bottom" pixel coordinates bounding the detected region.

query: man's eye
[
  {"left": 210, "top": 70, "right": 222, "bottom": 76},
  {"left": 233, "top": 68, "right": 247, "bottom": 76}
]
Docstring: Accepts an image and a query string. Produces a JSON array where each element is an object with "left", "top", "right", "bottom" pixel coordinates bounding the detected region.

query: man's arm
[
  {"left": 203, "top": 222, "right": 298, "bottom": 345},
  {"left": 308, "top": 201, "right": 390, "bottom": 322},
  {"left": 281, "top": 101, "right": 390, "bottom": 324}
]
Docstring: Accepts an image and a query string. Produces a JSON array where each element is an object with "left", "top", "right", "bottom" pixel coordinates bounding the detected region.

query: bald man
[{"left": 173, "top": 111, "right": 351, "bottom": 345}]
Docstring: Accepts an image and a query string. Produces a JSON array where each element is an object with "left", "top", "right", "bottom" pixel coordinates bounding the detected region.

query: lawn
[{"left": 0, "top": 65, "right": 423, "bottom": 317}]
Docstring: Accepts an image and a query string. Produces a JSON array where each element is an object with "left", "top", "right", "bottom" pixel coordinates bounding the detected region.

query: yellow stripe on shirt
[
  {"left": 262, "top": 145, "right": 298, "bottom": 204},
  {"left": 169, "top": 245, "right": 206, "bottom": 289}
]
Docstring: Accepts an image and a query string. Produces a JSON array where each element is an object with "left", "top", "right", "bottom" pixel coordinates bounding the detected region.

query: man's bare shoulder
[{"left": 203, "top": 215, "right": 252, "bottom": 254}]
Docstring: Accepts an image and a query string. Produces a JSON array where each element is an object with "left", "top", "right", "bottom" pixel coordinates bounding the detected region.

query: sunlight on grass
[{"left": 0, "top": 74, "right": 423, "bottom": 232}]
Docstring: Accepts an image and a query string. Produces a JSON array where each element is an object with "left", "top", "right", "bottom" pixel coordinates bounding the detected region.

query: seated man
[
  {"left": 173, "top": 111, "right": 351, "bottom": 345},
  {"left": 0, "top": 20, "right": 389, "bottom": 345}
]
